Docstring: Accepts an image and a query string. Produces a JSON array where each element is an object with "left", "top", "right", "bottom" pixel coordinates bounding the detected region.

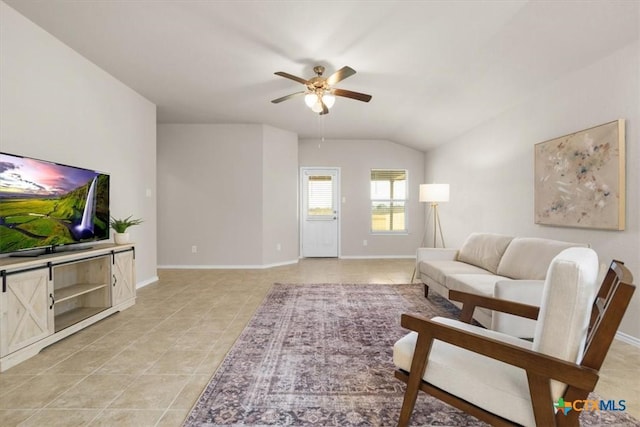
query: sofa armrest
[
  {"left": 416, "top": 247, "right": 458, "bottom": 263},
  {"left": 416, "top": 248, "right": 459, "bottom": 274}
]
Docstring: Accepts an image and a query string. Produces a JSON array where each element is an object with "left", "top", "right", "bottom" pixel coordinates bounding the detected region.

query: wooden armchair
[{"left": 393, "top": 247, "right": 635, "bottom": 426}]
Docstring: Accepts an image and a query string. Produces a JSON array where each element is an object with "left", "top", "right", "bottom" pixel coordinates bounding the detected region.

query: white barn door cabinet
[{"left": 0, "top": 244, "right": 136, "bottom": 371}]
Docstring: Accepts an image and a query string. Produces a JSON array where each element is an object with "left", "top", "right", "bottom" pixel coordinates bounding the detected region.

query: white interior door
[{"left": 301, "top": 168, "right": 339, "bottom": 257}]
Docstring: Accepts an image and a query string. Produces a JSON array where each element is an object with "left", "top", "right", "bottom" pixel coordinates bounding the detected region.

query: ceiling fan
[{"left": 271, "top": 65, "right": 372, "bottom": 115}]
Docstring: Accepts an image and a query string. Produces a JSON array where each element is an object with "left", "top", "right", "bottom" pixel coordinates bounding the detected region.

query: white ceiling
[{"left": 5, "top": 0, "right": 638, "bottom": 151}]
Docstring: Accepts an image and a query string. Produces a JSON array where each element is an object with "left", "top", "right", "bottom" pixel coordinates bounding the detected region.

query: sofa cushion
[
  {"left": 419, "top": 260, "right": 491, "bottom": 286},
  {"left": 492, "top": 280, "right": 545, "bottom": 338},
  {"left": 496, "top": 237, "right": 587, "bottom": 280},
  {"left": 457, "top": 233, "right": 514, "bottom": 274},
  {"left": 445, "top": 274, "right": 511, "bottom": 297}
]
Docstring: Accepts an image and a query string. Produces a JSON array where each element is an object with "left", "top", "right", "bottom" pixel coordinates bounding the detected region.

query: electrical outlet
[
  {"left": 363, "top": 240, "right": 368, "bottom": 246},
  {"left": 191, "top": 245, "right": 197, "bottom": 253},
  {"left": 276, "top": 243, "right": 282, "bottom": 251}
]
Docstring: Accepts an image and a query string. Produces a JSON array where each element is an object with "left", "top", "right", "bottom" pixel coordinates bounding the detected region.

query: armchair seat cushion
[
  {"left": 419, "top": 260, "right": 491, "bottom": 286},
  {"left": 394, "top": 317, "right": 536, "bottom": 426}
]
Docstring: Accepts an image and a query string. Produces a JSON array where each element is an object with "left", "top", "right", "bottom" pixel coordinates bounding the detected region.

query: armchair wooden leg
[
  {"left": 423, "top": 284, "right": 429, "bottom": 298},
  {"left": 527, "top": 372, "right": 557, "bottom": 427},
  {"left": 556, "top": 387, "right": 589, "bottom": 426},
  {"left": 398, "top": 332, "right": 434, "bottom": 427}
]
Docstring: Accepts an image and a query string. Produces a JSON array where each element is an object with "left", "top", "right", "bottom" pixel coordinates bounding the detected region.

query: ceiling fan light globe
[
  {"left": 304, "top": 93, "right": 318, "bottom": 108},
  {"left": 322, "top": 93, "right": 335, "bottom": 108},
  {"left": 311, "top": 101, "right": 323, "bottom": 113}
]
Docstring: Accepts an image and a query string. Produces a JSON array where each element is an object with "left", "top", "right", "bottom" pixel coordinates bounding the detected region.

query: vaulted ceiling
[{"left": 5, "top": 0, "right": 638, "bottom": 151}]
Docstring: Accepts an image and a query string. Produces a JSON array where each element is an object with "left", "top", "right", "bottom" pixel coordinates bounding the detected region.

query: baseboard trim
[
  {"left": 339, "top": 255, "right": 416, "bottom": 260},
  {"left": 615, "top": 330, "right": 640, "bottom": 348},
  {"left": 137, "top": 275, "right": 159, "bottom": 289},
  {"left": 157, "top": 259, "right": 299, "bottom": 270}
]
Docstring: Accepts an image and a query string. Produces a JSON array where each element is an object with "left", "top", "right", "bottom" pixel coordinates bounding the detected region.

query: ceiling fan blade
[
  {"left": 271, "top": 91, "right": 305, "bottom": 104},
  {"left": 319, "top": 98, "right": 329, "bottom": 115},
  {"left": 332, "top": 88, "right": 372, "bottom": 102},
  {"left": 274, "top": 71, "right": 309, "bottom": 85},
  {"left": 326, "top": 66, "right": 356, "bottom": 86}
]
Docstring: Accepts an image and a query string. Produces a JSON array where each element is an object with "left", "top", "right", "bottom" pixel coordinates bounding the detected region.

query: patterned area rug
[{"left": 184, "top": 284, "right": 639, "bottom": 426}]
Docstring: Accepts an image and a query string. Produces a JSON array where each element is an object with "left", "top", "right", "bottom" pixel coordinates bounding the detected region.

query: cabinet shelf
[
  {"left": 55, "top": 307, "right": 107, "bottom": 332},
  {"left": 55, "top": 283, "right": 109, "bottom": 303}
]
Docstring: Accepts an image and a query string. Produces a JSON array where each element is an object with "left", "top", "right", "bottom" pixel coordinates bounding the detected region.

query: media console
[{"left": 0, "top": 243, "right": 136, "bottom": 372}]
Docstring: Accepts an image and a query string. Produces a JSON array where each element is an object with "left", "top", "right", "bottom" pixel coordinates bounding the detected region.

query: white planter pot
[{"left": 114, "top": 232, "right": 130, "bottom": 245}]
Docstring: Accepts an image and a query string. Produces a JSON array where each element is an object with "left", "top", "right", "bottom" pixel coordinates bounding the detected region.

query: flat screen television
[{"left": 0, "top": 152, "right": 110, "bottom": 255}]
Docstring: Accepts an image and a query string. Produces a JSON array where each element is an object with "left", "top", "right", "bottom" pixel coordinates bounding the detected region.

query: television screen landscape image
[{"left": 0, "top": 152, "right": 110, "bottom": 254}]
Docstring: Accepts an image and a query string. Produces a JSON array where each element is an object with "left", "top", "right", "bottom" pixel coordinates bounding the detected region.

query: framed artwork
[{"left": 534, "top": 119, "right": 625, "bottom": 230}]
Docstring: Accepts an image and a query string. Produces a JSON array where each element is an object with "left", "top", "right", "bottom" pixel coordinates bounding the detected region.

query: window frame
[{"left": 370, "top": 168, "right": 409, "bottom": 234}]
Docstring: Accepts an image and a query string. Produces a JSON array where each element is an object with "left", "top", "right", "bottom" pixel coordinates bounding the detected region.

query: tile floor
[{"left": 0, "top": 258, "right": 638, "bottom": 426}]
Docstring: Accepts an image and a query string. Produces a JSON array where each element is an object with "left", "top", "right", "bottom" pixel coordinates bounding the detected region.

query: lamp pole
[{"left": 431, "top": 202, "right": 445, "bottom": 248}]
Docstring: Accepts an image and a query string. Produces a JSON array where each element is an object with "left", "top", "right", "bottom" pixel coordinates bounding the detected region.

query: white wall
[
  {"left": 299, "top": 139, "right": 425, "bottom": 258},
  {"left": 262, "top": 125, "right": 299, "bottom": 265},
  {"left": 424, "top": 41, "right": 640, "bottom": 340},
  {"left": 0, "top": 2, "right": 158, "bottom": 286},
  {"left": 157, "top": 123, "right": 299, "bottom": 267}
]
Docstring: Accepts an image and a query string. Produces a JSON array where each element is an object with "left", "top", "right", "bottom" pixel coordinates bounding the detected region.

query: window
[
  {"left": 370, "top": 169, "right": 407, "bottom": 232},
  {"left": 307, "top": 175, "right": 334, "bottom": 216}
]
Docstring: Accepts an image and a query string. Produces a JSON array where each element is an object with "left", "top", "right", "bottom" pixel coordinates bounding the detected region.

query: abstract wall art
[{"left": 534, "top": 120, "right": 625, "bottom": 230}]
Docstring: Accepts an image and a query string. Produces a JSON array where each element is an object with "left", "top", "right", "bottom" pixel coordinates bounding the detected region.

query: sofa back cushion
[
  {"left": 457, "top": 233, "right": 514, "bottom": 274},
  {"left": 497, "top": 237, "right": 588, "bottom": 280}
]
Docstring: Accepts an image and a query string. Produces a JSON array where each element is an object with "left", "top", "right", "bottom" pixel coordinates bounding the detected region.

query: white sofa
[{"left": 416, "top": 232, "right": 589, "bottom": 338}]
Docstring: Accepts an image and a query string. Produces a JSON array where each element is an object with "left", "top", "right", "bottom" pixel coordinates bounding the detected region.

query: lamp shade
[{"left": 419, "top": 183, "right": 449, "bottom": 203}]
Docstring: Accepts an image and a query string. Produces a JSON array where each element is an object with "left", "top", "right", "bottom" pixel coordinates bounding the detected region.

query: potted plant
[{"left": 110, "top": 215, "right": 143, "bottom": 244}]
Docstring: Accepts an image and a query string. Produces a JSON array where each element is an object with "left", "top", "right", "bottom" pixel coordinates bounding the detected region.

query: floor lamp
[
  {"left": 412, "top": 183, "right": 449, "bottom": 282},
  {"left": 420, "top": 183, "right": 449, "bottom": 248}
]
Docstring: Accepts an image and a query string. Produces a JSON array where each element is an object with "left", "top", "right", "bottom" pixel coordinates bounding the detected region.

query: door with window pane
[{"left": 301, "top": 168, "right": 339, "bottom": 257}]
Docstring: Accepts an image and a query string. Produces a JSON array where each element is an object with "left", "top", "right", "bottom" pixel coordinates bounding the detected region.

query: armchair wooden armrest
[
  {"left": 449, "top": 289, "right": 540, "bottom": 324},
  {"left": 400, "top": 313, "right": 597, "bottom": 389}
]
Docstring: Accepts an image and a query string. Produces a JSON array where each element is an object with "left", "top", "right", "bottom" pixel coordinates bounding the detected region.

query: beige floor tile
[
  {"left": 96, "top": 348, "right": 164, "bottom": 375},
  {"left": 0, "top": 375, "right": 84, "bottom": 409},
  {"left": 0, "top": 409, "right": 36, "bottom": 426},
  {"left": 88, "top": 409, "right": 164, "bottom": 426},
  {"left": 170, "top": 374, "right": 211, "bottom": 410},
  {"left": 157, "top": 409, "right": 191, "bottom": 426},
  {"left": 18, "top": 409, "right": 100, "bottom": 426},
  {"left": 1, "top": 345, "right": 78, "bottom": 376},
  {"left": 129, "top": 333, "right": 180, "bottom": 352},
  {"left": 170, "top": 332, "right": 221, "bottom": 351},
  {"left": 48, "top": 374, "right": 135, "bottom": 409},
  {"left": 44, "top": 349, "right": 119, "bottom": 375},
  {"left": 145, "top": 350, "right": 208, "bottom": 375},
  {"left": 195, "top": 350, "right": 228, "bottom": 375},
  {"left": 0, "top": 375, "right": 34, "bottom": 398},
  {"left": 83, "top": 330, "right": 141, "bottom": 351},
  {"left": 108, "top": 374, "right": 190, "bottom": 409}
]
